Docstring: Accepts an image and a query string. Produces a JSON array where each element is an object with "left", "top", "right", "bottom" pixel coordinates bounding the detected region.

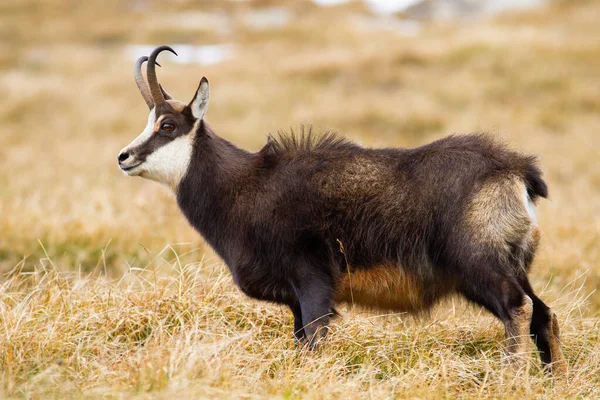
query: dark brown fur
[
  {"left": 167, "top": 123, "right": 565, "bottom": 373},
  {"left": 121, "top": 50, "right": 566, "bottom": 372},
  {"left": 123, "top": 47, "right": 565, "bottom": 372},
  {"left": 118, "top": 46, "right": 566, "bottom": 373}
]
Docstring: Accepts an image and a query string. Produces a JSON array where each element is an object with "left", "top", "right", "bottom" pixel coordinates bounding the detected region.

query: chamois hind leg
[
  {"left": 457, "top": 264, "right": 533, "bottom": 370},
  {"left": 517, "top": 228, "right": 567, "bottom": 375},
  {"left": 519, "top": 277, "right": 567, "bottom": 375}
]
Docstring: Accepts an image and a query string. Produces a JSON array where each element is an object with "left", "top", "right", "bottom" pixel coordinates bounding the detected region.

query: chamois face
[
  {"left": 118, "top": 50, "right": 210, "bottom": 191},
  {"left": 119, "top": 100, "right": 196, "bottom": 190}
]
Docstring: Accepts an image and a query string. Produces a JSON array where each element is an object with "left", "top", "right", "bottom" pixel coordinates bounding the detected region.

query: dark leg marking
[
  {"left": 520, "top": 278, "right": 567, "bottom": 375},
  {"left": 291, "top": 302, "right": 306, "bottom": 343},
  {"left": 293, "top": 270, "right": 334, "bottom": 349}
]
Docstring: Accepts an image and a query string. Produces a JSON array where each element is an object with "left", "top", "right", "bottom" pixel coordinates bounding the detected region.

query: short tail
[{"left": 524, "top": 160, "right": 548, "bottom": 201}]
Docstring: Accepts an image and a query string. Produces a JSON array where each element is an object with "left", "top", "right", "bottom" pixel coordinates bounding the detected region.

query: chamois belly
[{"left": 334, "top": 265, "right": 426, "bottom": 312}]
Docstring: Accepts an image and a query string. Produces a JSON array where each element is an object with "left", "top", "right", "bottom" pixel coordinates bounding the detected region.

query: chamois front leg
[
  {"left": 293, "top": 269, "right": 334, "bottom": 349},
  {"left": 290, "top": 302, "right": 306, "bottom": 344}
]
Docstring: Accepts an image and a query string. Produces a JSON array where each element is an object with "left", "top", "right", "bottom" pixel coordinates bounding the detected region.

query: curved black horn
[
  {"left": 147, "top": 45, "right": 177, "bottom": 107},
  {"left": 134, "top": 56, "right": 155, "bottom": 109}
]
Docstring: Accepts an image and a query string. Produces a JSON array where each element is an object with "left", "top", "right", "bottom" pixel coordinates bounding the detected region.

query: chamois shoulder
[{"left": 261, "top": 126, "right": 360, "bottom": 156}]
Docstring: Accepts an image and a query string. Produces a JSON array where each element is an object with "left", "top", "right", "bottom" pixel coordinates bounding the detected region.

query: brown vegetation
[{"left": 1, "top": 0, "right": 599, "bottom": 397}]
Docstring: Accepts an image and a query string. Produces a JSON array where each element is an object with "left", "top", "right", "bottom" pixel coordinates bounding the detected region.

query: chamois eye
[{"left": 160, "top": 122, "right": 176, "bottom": 133}]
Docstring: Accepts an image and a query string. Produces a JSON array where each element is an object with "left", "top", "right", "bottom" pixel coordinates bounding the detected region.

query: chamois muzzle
[{"left": 117, "top": 149, "right": 142, "bottom": 173}]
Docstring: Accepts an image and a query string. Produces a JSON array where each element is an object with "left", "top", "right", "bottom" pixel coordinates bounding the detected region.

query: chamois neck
[
  {"left": 176, "top": 122, "right": 254, "bottom": 265},
  {"left": 195, "top": 123, "right": 253, "bottom": 176}
]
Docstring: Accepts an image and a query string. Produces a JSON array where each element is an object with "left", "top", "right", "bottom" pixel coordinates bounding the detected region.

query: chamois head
[{"left": 118, "top": 45, "right": 209, "bottom": 190}]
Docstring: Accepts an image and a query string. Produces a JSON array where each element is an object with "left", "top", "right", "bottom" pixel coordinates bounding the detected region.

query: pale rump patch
[
  {"left": 335, "top": 265, "right": 424, "bottom": 312},
  {"left": 466, "top": 177, "right": 532, "bottom": 249},
  {"left": 525, "top": 226, "right": 542, "bottom": 258},
  {"left": 531, "top": 226, "right": 541, "bottom": 246}
]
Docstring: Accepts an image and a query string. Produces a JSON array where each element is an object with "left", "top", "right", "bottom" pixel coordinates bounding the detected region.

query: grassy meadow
[{"left": 1, "top": 0, "right": 600, "bottom": 397}]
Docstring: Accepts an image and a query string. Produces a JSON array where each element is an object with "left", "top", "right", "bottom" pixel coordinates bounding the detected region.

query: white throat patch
[{"left": 141, "top": 133, "right": 194, "bottom": 191}]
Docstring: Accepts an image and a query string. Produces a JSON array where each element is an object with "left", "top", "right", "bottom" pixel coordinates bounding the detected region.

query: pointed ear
[
  {"left": 159, "top": 84, "right": 173, "bottom": 101},
  {"left": 189, "top": 77, "right": 209, "bottom": 120}
]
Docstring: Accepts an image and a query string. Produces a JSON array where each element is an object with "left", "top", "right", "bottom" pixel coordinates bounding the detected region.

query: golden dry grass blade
[{"left": 1, "top": 0, "right": 600, "bottom": 398}]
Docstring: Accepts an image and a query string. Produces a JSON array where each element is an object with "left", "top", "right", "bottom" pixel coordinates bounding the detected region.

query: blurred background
[{"left": 1, "top": 0, "right": 599, "bottom": 305}]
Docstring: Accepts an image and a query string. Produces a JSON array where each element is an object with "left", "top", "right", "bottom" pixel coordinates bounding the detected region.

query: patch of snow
[
  {"left": 126, "top": 44, "right": 235, "bottom": 66},
  {"left": 313, "top": 0, "right": 424, "bottom": 14},
  {"left": 312, "top": 0, "right": 351, "bottom": 6},
  {"left": 353, "top": 16, "right": 421, "bottom": 36},
  {"left": 484, "top": 0, "right": 546, "bottom": 15},
  {"left": 313, "top": 0, "right": 548, "bottom": 18},
  {"left": 365, "top": 0, "right": 422, "bottom": 14},
  {"left": 243, "top": 7, "right": 292, "bottom": 29}
]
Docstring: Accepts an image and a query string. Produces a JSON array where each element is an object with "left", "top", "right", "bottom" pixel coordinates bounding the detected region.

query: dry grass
[
  {"left": 1, "top": 256, "right": 598, "bottom": 399},
  {"left": 1, "top": 0, "right": 600, "bottom": 398}
]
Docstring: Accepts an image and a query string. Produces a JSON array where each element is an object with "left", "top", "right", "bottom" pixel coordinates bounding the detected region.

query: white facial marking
[
  {"left": 141, "top": 133, "right": 193, "bottom": 191},
  {"left": 119, "top": 109, "right": 156, "bottom": 176},
  {"left": 127, "top": 108, "right": 156, "bottom": 149},
  {"left": 119, "top": 107, "right": 196, "bottom": 192}
]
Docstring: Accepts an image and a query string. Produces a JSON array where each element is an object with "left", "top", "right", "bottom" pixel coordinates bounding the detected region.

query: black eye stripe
[
  {"left": 131, "top": 131, "right": 174, "bottom": 160},
  {"left": 153, "top": 111, "right": 196, "bottom": 138}
]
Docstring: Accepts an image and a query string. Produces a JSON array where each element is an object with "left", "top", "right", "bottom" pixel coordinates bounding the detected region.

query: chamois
[{"left": 118, "top": 46, "right": 566, "bottom": 374}]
